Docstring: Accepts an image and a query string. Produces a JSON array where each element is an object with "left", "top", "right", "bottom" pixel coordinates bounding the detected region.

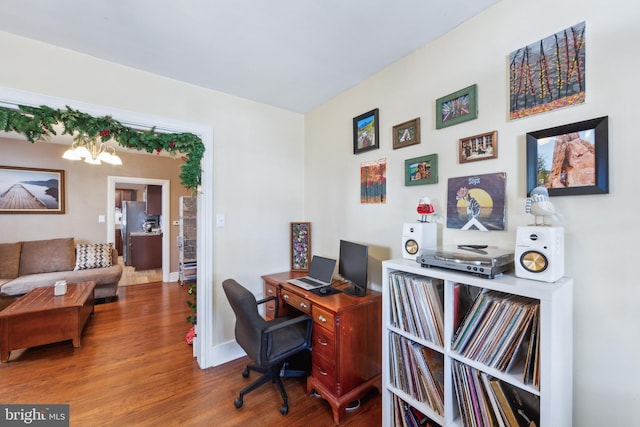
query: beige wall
[
  {"left": 304, "top": 0, "right": 639, "bottom": 425},
  {"left": 0, "top": 137, "right": 190, "bottom": 270}
]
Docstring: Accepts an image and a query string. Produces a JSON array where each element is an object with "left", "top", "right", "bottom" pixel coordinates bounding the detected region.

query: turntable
[{"left": 417, "top": 245, "right": 514, "bottom": 279}]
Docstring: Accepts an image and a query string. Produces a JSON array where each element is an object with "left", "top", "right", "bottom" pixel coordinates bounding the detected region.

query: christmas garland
[{"left": 0, "top": 104, "right": 204, "bottom": 191}]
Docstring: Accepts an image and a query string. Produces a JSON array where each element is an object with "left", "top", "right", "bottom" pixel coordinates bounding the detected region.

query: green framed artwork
[
  {"left": 435, "top": 84, "right": 478, "bottom": 129},
  {"left": 404, "top": 154, "right": 438, "bottom": 186}
]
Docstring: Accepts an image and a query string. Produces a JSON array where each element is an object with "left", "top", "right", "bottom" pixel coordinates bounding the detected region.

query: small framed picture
[
  {"left": 353, "top": 108, "right": 379, "bottom": 154},
  {"left": 526, "top": 116, "right": 609, "bottom": 196},
  {"left": 435, "top": 84, "right": 478, "bottom": 129},
  {"left": 404, "top": 154, "right": 438, "bottom": 186},
  {"left": 459, "top": 131, "right": 498, "bottom": 163},
  {"left": 392, "top": 117, "right": 421, "bottom": 149},
  {"left": 290, "top": 222, "right": 311, "bottom": 271}
]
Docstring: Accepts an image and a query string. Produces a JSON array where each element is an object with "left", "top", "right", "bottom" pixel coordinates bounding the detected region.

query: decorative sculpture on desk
[
  {"left": 417, "top": 196, "right": 436, "bottom": 222},
  {"left": 526, "top": 186, "right": 560, "bottom": 225}
]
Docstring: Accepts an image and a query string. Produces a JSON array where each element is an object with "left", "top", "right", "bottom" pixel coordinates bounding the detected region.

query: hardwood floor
[{"left": 0, "top": 282, "right": 381, "bottom": 426}]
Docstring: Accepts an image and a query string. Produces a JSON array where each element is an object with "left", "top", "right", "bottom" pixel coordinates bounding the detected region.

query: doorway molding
[
  {"left": 0, "top": 87, "right": 216, "bottom": 369},
  {"left": 106, "top": 177, "right": 171, "bottom": 282}
]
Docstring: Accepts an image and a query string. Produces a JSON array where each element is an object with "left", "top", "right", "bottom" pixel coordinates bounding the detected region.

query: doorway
[{"left": 106, "top": 177, "right": 171, "bottom": 283}]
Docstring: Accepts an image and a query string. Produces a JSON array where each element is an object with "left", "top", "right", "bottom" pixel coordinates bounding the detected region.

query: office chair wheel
[
  {"left": 234, "top": 397, "right": 243, "bottom": 408},
  {"left": 280, "top": 404, "right": 288, "bottom": 415},
  {"left": 242, "top": 368, "right": 250, "bottom": 378}
]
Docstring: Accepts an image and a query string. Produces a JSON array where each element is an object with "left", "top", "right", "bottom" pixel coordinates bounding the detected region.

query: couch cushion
[
  {"left": 74, "top": 243, "right": 113, "bottom": 270},
  {"left": 0, "top": 242, "right": 21, "bottom": 279},
  {"left": 19, "top": 238, "right": 75, "bottom": 276}
]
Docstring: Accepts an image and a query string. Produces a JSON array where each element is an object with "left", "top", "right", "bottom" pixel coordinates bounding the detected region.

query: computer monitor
[{"left": 339, "top": 240, "right": 368, "bottom": 297}]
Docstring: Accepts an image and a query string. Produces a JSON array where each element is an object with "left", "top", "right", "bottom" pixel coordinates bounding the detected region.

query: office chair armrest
[
  {"left": 264, "top": 314, "right": 312, "bottom": 335},
  {"left": 256, "top": 295, "right": 279, "bottom": 318}
]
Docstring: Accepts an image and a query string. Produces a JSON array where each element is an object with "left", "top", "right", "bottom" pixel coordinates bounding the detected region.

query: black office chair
[{"left": 222, "top": 279, "right": 313, "bottom": 415}]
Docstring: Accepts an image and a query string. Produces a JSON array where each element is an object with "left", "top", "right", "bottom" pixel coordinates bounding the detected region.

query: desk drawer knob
[
  {"left": 299, "top": 302, "right": 308, "bottom": 309},
  {"left": 283, "top": 294, "right": 290, "bottom": 300},
  {"left": 318, "top": 315, "right": 327, "bottom": 323},
  {"left": 267, "top": 289, "right": 274, "bottom": 295},
  {"left": 317, "top": 367, "right": 328, "bottom": 376},
  {"left": 317, "top": 338, "right": 328, "bottom": 346}
]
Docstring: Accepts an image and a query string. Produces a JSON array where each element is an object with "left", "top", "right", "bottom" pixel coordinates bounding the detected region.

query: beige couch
[{"left": 0, "top": 237, "right": 122, "bottom": 301}]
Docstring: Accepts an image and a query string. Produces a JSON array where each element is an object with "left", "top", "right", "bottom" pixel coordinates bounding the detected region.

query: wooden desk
[{"left": 262, "top": 272, "right": 382, "bottom": 424}]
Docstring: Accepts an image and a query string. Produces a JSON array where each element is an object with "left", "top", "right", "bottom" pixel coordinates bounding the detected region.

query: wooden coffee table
[{"left": 0, "top": 281, "right": 95, "bottom": 362}]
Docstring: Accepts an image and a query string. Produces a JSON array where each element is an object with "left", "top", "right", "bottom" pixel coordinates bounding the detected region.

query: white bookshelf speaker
[
  {"left": 402, "top": 222, "right": 437, "bottom": 260},
  {"left": 515, "top": 226, "right": 565, "bottom": 282}
]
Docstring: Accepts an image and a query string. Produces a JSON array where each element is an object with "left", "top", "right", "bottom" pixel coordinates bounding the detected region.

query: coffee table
[{"left": 0, "top": 281, "right": 95, "bottom": 362}]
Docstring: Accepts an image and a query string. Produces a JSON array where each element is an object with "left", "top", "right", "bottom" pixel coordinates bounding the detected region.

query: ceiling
[{"left": 0, "top": 0, "right": 499, "bottom": 113}]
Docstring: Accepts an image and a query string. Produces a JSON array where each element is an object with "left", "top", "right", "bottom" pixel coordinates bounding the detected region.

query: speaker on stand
[
  {"left": 402, "top": 222, "right": 437, "bottom": 260},
  {"left": 515, "top": 226, "right": 565, "bottom": 282}
]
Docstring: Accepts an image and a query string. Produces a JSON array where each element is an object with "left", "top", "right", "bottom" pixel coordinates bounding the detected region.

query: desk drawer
[
  {"left": 281, "top": 290, "right": 311, "bottom": 314},
  {"left": 312, "top": 353, "right": 337, "bottom": 394},
  {"left": 312, "top": 305, "right": 335, "bottom": 333},
  {"left": 312, "top": 323, "right": 335, "bottom": 360},
  {"left": 264, "top": 283, "right": 278, "bottom": 320}
]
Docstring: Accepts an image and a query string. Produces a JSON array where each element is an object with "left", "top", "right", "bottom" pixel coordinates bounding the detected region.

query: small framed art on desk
[{"left": 290, "top": 222, "right": 311, "bottom": 271}]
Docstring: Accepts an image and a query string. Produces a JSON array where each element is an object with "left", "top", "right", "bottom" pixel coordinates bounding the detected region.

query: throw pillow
[
  {"left": 74, "top": 243, "right": 113, "bottom": 270},
  {"left": 19, "top": 237, "right": 75, "bottom": 276},
  {"left": 0, "top": 242, "right": 21, "bottom": 279}
]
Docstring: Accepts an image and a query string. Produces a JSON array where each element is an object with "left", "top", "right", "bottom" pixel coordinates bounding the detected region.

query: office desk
[{"left": 262, "top": 271, "right": 382, "bottom": 424}]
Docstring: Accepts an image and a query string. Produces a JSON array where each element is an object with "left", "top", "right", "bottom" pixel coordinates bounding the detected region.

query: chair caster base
[
  {"left": 234, "top": 397, "right": 243, "bottom": 408},
  {"left": 280, "top": 404, "right": 288, "bottom": 415}
]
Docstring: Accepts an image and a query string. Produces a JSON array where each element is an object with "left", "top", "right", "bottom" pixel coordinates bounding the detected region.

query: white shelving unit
[
  {"left": 382, "top": 258, "right": 573, "bottom": 426},
  {"left": 178, "top": 196, "right": 197, "bottom": 284}
]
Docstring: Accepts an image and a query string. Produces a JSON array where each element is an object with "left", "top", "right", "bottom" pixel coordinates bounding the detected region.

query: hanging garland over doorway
[{"left": 0, "top": 104, "right": 204, "bottom": 192}]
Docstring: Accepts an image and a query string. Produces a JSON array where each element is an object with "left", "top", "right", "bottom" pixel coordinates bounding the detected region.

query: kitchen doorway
[{"left": 106, "top": 177, "right": 171, "bottom": 283}]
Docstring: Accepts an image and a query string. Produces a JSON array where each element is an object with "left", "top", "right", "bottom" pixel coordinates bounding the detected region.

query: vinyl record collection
[
  {"left": 452, "top": 288, "right": 540, "bottom": 388},
  {"left": 391, "top": 394, "right": 439, "bottom": 427},
  {"left": 388, "top": 272, "right": 444, "bottom": 346},
  {"left": 389, "top": 333, "right": 445, "bottom": 416},
  {"left": 452, "top": 361, "right": 540, "bottom": 427}
]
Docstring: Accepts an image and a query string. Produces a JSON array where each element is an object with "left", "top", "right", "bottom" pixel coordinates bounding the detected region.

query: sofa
[{"left": 0, "top": 237, "right": 122, "bottom": 301}]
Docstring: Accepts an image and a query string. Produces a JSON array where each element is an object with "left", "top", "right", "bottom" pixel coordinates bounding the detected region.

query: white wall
[
  {"left": 304, "top": 0, "right": 639, "bottom": 425},
  {"left": 0, "top": 31, "right": 305, "bottom": 363}
]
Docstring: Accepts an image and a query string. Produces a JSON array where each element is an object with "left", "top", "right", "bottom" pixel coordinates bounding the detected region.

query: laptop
[{"left": 287, "top": 256, "right": 336, "bottom": 290}]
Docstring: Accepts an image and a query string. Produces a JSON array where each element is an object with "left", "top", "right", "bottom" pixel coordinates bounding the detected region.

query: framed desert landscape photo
[
  {"left": 526, "top": 116, "right": 608, "bottom": 196},
  {"left": 459, "top": 130, "right": 498, "bottom": 163},
  {"left": 435, "top": 84, "right": 478, "bottom": 129},
  {"left": 353, "top": 108, "right": 379, "bottom": 154},
  {"left": 0, "top": 166, "right": 65, "bottom": 214},
  {"left": 392, "top": 117, "right": 420, "bottom": 149}
]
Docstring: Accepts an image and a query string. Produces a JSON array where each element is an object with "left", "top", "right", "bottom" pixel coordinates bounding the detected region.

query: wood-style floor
[{"left": 0, "top": 282, "right": 381, "bottom": 426}]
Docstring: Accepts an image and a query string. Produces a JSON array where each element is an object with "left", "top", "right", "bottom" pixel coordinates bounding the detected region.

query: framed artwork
[
  {"left": 447, "top": 172, "right": 507, "bottom": 231},
  {"left": 510, "top": 21, "right": 586, "bottom": 120},
  {"left": 405, "top": 154, "right": 438, "bottom": 186},
  {"left": 526, "top": 116, "right": 608, "bottom": 196},
  {"left": 0, "top": 166, "right": 65, "bottom": 214},
  {"left": 290, "top": 222, "right": 311, "bottom": 271},
  {"left": 361, "top": 158, "right": 387, "bottom": 204},
  {"left": 435, "top": 84, "right": 478, "bottom": 129},
  {"left": 392, "top": 117, "right": 420, "bottom": 149},
  {"left": 353, "top": 108, "right": 380, "bottom": 154},
  {"left": 459, "top": 131, "right": 498, "bottom": 163}
]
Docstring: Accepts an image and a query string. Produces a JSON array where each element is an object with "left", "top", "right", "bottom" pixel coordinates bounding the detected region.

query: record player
[{"left": 417, "top": 245, "right": 514, "bottom": 279}]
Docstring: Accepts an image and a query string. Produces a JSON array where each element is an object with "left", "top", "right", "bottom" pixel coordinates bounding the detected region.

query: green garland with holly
[{"left": 0, "top": 104, "right": 204, "bottom": 192}]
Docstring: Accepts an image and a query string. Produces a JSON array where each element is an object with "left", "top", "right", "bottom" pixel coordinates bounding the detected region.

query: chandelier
[{"left": 62, "top": 135, "right": 123, "bottom": 165}]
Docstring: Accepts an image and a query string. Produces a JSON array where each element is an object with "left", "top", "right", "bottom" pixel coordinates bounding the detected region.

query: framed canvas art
[
  {"left": 526, "top": 116, "right": 608, "bottom": 196},
  {"left": 353, "top": 109, "right": 379, "bottom": 154},
  {"left": 404, "top": 154, "right": 438, "bottom": 186},
  {"left": 290, "top": 222, "right": 311, "bottom": 271},
  {"left": 435, "top": 84, "right": 478, "bottom": 129},
  {"left": 392, "top": 117, "right": 420, "bottom": 149},
  {"left": 0, "top": 166, "right": 65, "bottom": 214}
]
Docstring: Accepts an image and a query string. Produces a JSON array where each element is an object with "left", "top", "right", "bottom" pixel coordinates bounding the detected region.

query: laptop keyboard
[{"left": 299, "top": 277, "right": 321, "bottom": 286}]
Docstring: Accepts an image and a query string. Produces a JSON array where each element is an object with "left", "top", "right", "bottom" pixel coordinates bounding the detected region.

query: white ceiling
[{"left": 0, "top": 0, "right": 499, "bottom": 113}]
